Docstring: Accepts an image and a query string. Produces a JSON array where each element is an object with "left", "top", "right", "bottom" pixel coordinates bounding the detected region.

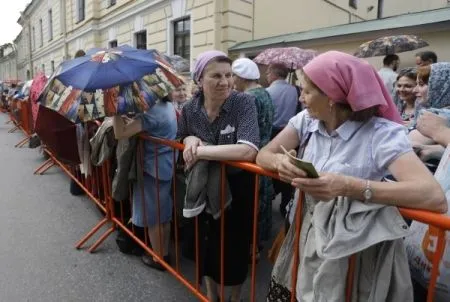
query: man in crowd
[
  {"left": 265, "top": 63, "right": 299, "bottom": 216},
  {"left": 415, "top": 51, "right": 438, "bottom": 66},
  {"left": 378, "top": 54, "right": 400, "bottom": 96}
]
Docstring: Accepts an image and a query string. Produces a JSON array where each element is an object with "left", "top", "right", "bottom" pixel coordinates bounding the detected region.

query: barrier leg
[
  {"left": 88, "top": 226, "right": 116, "bottom": 253},
  {"left": 75, "top": 218, "right": 109, "bottom": 249},
  {"left": 34, "top": 158, "right": 54, "bottom": 175},
  {"left": 36, "top": 161, "right": 56, "bottom": 175},
  {"left": 5, "top": 120, "right": 12, "bottom": 124},
  {"left": 15, "top": 136, "right": 30, "bottom": 148},
  {"left": 8, "top": 125, "right": 20, "bottom": 133}
]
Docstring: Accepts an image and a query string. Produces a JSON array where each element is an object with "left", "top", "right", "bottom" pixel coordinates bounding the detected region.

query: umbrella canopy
[
  {"left": 354, "top": 35, "right": 429, "bottom": 58},
  {"left": 253, "top": 47, "right": 318, "bottom": 70},
  {"left": 38, "top": 45, "right": 184, "bottom": 122},
  {"left": 35, "top": 105, "right": 79, "bottom": 164},
  {"left": 55, "top": 45, "right": 183, "bottom": 91},
  {"left": 29, "top": 72, "right": 48, "bottom": 126}
]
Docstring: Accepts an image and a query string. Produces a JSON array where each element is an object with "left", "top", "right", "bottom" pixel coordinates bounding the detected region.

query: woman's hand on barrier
[
  {"left": 275, "top": 150, "right": 307, "bottom": 183},
  {"left": 291, "top": 172, "right": 348, "bottom": 201},
  {"left": 183, "top": 136, "right": 204, "bottom": 169},
  {"left": 417, "top": 111, "right": 447, "bottom": 140}
]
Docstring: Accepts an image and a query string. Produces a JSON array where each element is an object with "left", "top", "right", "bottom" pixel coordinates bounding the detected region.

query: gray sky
[{"left": 0, "top": 0, "right": 31, "bottom": 45}]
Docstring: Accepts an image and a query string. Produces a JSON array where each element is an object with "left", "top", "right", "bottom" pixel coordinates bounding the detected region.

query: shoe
[{"left": 142, "top": 254, "right": 171, "bottom": 271}]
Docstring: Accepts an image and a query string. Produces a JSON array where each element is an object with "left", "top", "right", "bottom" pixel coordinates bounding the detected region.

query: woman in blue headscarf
[{"left": 409, "top": 62, "right": 450, "bottom": 162}]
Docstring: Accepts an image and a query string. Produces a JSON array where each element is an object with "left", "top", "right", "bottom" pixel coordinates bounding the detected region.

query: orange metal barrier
[{"left": 71, "top": 133, "right": 450, "bottom": 302}]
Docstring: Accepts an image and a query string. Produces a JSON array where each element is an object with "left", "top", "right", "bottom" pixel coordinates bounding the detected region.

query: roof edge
[{"left": 229, "top": 7, "right": 450, "bottom": 52}]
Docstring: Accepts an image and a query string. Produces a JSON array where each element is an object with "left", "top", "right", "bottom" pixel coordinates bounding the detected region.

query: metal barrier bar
[
  {"left": 25, "top": 130, "right": 447, "bottom": 301},
  {"left": 137, "top": 135, "right": 450, "bottom": 302}
]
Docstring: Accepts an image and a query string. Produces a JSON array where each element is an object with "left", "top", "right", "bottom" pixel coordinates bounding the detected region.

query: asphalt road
[{"left": 0, "top": 113, "right": 278, "bottom": 302}]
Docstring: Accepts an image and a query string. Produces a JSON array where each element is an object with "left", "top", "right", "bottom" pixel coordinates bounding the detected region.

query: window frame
[
  {"left": 135, "top": 31, "right": 147, "bottom": 50},
  {"left": 108, "top": 0, "right": 117, "bottom": 8},
  {"left": 48, "top": 9, "right": 53, "bottom": 41},
  {"left": 173, "top": 17, "right": 191, "bottom": 60},
  {"left": 39, "top": 19, "right": 43, "bottom": 47},
  {"left": 109, "top": 40, "right": 118, "bottom": 48},
  {"left": 32, "top": 26, "right": 36, "bottom": 50},
  {"left": 77, "top": 0, "right": 85, "bottom": 23}
]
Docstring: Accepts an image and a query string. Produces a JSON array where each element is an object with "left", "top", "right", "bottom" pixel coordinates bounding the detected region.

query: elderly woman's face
[
  {"left": 300, "top": 75, "right": 330, "bottom": 120},
  {"left": 413, "top": 77, "right": 429, "bottom": 104},
  {"left": 200, "top": 61, "right": 233, "bottom": 101},
  {"left": 396, "top": 76, "right": 416, "bottom": 103}
]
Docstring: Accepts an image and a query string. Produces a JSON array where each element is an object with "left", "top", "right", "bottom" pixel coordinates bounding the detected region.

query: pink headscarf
[
  {"left": 303, "top": 51, "right": 402, "bottom": 123},
  {"left": 193, "top": 50, "right": 228, "bottom": 83}
]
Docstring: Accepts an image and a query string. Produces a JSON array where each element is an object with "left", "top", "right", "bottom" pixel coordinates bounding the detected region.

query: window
[
  {"left": 135, "top": 31, "right": 147, "bottom": 50},
  {"left": 32, "top": 26, "right": 36, "bottom": 50},
  {"left": 349, "top": 0, "right": 357, "bottom": 9},
  {"left": 77, "top": 0, "right": 85, "bottom": 22},
  {"left": 48, "top": 10, "right": 53, "bottom": 41},
  {"left": 173, "top": 18, "right": 190, "bottom": 60},
  {"left": 109, "top": 40, "right": 118, "bottom": 48},
  {"left": 51, "top": 61, "right": 55, "bottom": 73},
  {"left": 39, "top": 19, "right": 43, "bottom": 47},
  {"left": 109, "top": 0, "right": 117, "bottom": 7}
]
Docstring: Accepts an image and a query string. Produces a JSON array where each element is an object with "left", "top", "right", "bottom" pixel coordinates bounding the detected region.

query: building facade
[
  {"left": 0, "top": 44, "right": 18, "bottom": 82},
  {"left": 230, "top": 0, "right": 450, "bottom": 68},
  {"left": 1, "top": 0, "right": 450, "bottom": 81}
]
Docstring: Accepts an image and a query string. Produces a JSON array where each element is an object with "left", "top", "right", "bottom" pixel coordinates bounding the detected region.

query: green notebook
[{"left": 280, "top": 145, "right": 319, "bottom": 178}]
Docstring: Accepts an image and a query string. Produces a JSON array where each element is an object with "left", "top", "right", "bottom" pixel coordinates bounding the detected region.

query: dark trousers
[{"left": 271, "top": 127, "right": 294, "bottom": 214}]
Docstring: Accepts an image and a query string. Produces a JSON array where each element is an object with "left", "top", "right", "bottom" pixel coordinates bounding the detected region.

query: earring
[{"left": 329, "top": 102, "right": 333, "bottom": 113}]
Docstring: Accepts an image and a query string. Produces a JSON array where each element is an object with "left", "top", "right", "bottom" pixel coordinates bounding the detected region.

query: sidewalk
[
  {"left": 0, "top": 112, "right": 279, "bottom": 301},
  {"left": 0, "top": 113, "right": 197, "bottom": 302}
]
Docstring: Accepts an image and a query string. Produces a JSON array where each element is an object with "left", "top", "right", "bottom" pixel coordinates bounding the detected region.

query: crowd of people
[
  {"left": 106, "top": 45, "right": 450, "bottom": 302},
  {"left": 5, "top": 44, "right": 448, "bottom": 301}
]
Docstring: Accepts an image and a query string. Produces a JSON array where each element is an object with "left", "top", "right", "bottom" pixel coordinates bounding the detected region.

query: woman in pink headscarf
[{"left": 257, "top": 51, "right": 446, "bottom": 301}]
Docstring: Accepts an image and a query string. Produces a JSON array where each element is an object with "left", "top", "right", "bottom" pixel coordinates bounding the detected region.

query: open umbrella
[
  {"left": 35, "top": 105, "right": 79, "bottom": 164},
  {"left": 54, "top": 45, "right": 183, "bottom": 91},
  {"left": 38, "top": 45, "right": 184, "bottom": 123},
  {"left": 253, "top": 47, "right": 318, "bottom": 70},
  {"left": 29, "top": 72, "right": 48, "bottom": 126},
  {"left": 354, "top": 35, "right": 429, "bottom": 58}
]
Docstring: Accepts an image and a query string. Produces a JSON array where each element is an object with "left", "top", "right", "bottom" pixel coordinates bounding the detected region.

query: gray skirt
[{"left": 132, "top": 174, "right": 173, "bottom": 227}]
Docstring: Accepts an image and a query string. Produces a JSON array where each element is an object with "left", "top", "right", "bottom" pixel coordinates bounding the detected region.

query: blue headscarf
[{"left": 427, "top": 62, "right": 450, "bottom": 108}]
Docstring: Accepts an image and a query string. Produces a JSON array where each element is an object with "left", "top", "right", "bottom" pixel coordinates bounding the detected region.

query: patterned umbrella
[
  {"left": 354, "top": 35, "right": 429, "bottom": 58},
  {"left": 38, "top": 46, "right": 184, "bottom": 123},
  {"left": 253, "top": 47, "right": 318, "bottom": 70},
  {"left": 29, "top": 72, "right": 48, "bottom": 126}
]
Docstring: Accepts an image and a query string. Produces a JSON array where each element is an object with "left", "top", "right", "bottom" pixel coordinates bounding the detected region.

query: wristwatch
[{"left": 363, "top": 180, "right": 373, "bottom": 203}]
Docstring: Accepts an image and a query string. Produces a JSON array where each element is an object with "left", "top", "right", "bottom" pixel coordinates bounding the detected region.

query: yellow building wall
[
  {"left": 67, "top": 32, "right": 98, "bottom": 58},
  {"left": 188, "top": 0, "right": 216, "bottom": 59},
  {"left": 66, "top": 0, "right": 96, "bottom": 34},
  {"left": 381, "top": 0, "right": 448, "bottom": 17},
  {"left": 252, "top": 0, "right": 378, "bottom": 40},
  {"left": 219, "top": 0, "right": 253, "bottom": 52}
]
